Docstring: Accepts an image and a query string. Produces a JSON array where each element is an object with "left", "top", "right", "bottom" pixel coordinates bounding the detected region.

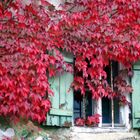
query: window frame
[
  {"left": 73, "top": 63, "right": 131, "bottom": 130},
  {"left": 96, "top": 63, "right": 131, "bottom": 129}
]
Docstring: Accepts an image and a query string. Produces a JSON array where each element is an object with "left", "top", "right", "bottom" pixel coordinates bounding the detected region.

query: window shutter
[
  {"left": 132, "top": 62, "right": 140, "bottom": 128},
  {"left": 46, "top": 53, "right": 73, "bottom": 127}
]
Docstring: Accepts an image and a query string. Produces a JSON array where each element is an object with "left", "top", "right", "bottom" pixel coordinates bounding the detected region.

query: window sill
[
  {"left": 70, "top": 126, "right": 130, "bottom": 133},
  {"left": 102, "top": 123, "right": 125, "bottom": 127}
]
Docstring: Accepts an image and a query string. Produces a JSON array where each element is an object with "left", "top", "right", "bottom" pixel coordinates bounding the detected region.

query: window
[
  {"left": 102, "top": 61, "right": 123, "bottom": 127},
  {"left": 73, "top": 61, "right": 129, "bottom": 128},
  {"left": 46, "top": 51, "right": 130, "bottom": 128},
  {"left": 74, "top": 90, "right": 94, "bottom": 120},
  {"left": 102, "top": 97, "right": 122, "bottom": 126}
]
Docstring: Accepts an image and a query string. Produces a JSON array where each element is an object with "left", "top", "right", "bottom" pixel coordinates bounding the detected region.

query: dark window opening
[
  {"left": 74, "top": 90, "right": 94, "bottom": 120},
  {"left": 114, "top": 98, "right": 120, "bottom": 124},
  {"left": 102, "top": 97, "right": 120, "bottom": 124},
  {"left": 74, "top": 91, "right": 83, "bottom": 120},
  {"left": 73, "top": 60, "right": 122, "bottom": 126},
  {"left": 102, "top": 97, "right": 112, "bottom": 123},
  {"left": 102, "top": 61, "right": 121, "bottom": 125}
]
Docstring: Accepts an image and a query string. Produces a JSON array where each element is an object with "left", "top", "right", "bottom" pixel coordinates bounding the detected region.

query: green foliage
[
  {"left": 11, "top": 120, "right": 49, "bottom": 139},
  {"left": 21, "top": 128, "right": 31, "bottom": 138}
]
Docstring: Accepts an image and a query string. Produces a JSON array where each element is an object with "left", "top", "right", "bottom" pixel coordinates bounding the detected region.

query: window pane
[
  {"left": 102, "top": 97, "right": 112, "bottom": 123},
  {"left": 74, "top": 91, "right": 94, "bottom": 120},
  {"left": 102, "top": 97, "right": 121, "bottom": 124},
  {"left": 74, "top": 91, "right": 83, "bottom": 119},
  {"left": 114, "top": 99, "right": 120, "bottom": 124},
  {"left": 86, "top": 92, "right": 92, "bottom": 117}
]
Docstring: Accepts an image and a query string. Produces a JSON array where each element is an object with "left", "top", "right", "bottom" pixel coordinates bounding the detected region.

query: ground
[{"left": 0, "top": 118, "right": 140, "bottom": 140}]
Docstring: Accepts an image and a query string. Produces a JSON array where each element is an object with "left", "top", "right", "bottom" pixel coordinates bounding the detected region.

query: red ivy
[
  {"left": 86, "top": 114, "right": 101, "bottom": 126},
  {"left": 75, "top": 118, "right": 85, "bottom": 126},
  {"left": 75, "top": 114, "right": 101, "bottom": 126},
  {"left": 0, "top": 0, "right": 140, "bottom": 123}
]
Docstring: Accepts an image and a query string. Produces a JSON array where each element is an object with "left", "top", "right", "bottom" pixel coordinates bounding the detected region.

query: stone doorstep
[
  {"left": 70, "top": 126, "right": 130, "bottom": 133},
  {"left": 71, "top": 132, "right": 136, "bottom": 140},
  {"left": 70, "top": 127, "right": 137, "bottom": 140}
]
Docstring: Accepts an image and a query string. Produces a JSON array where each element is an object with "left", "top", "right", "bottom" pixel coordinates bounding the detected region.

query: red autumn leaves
[{"left": 0, "top": 0, "right": 140, "bottom": 123}]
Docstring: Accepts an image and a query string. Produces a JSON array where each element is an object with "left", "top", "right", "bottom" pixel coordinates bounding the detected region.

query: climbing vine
[{"left": 0, "top": 0, "right": 140, "bottom": 123}]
